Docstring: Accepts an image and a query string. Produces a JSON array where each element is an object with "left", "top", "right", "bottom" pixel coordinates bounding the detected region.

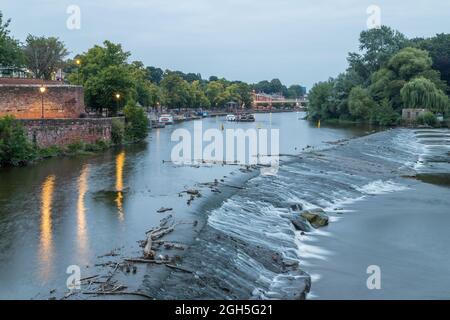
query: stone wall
[
  {"left": 0, "top": 79, "right": 85, "bottom": 119},
  {"left": 20, "top": 118, "right": 122, "bottom": 148}
]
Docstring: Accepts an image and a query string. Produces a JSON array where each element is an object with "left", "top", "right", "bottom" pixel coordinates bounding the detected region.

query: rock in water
[
  {"left": 300, "top": 208, "right": 329, "bottom": 228},
  {"left": 289, "top": 215, "right": 313, "bottom": 232}
]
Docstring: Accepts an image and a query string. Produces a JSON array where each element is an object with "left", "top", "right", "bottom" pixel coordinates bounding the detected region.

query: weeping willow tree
[{"left": 401, "top": 77, "right": 449, "bottom": 114}]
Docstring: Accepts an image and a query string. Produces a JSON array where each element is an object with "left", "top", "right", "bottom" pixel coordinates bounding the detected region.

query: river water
[{"left": 0, "top": 113, "right": 448, "bottom": 299}]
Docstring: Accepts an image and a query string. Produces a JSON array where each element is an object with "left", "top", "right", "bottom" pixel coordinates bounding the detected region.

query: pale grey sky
[{"left": 1, "top": 0, "right": 449, "bottom": 88}]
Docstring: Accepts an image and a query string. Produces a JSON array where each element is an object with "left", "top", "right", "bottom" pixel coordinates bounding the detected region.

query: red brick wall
[
  {"left": 20, "top": 118, "right": 122, "bottom": 148},
  {"left": 0, "top": 84, "right": 85, "bottom": 119}
]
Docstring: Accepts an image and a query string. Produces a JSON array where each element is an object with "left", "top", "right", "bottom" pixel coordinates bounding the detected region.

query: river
[{"left": 0, "top": 113, "right": 448, "bottom": 299}]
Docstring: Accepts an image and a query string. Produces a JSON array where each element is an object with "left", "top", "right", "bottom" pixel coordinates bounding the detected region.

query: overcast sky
[{"left": 1, "top": 0, "right": 449, "bottom": 88}]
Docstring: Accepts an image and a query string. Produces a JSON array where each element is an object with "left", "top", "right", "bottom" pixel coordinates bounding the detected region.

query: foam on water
[{"left": 153, "top": 129, "right": 447, "bottom": 300}]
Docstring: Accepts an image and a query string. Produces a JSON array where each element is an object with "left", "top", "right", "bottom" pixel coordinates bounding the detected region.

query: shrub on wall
[
  {"left": 111, "top": 118, "right": 125, "bottom": 145},
  {"left": 123, "top": 100, "right": 149, "bottom": 143},
  {"left": 0, "top": 116, "right": 36, "bottom": 167},
  {"left": 417, "top": 111, "right": 437, "bottom": 126}
]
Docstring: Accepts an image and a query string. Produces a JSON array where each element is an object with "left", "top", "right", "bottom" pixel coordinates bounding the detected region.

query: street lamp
[
  {"left": 39, "top": 85, "right": 47, "bottom": 119},
  {"left": 75, "top": 59, "right": 81, "bottom": 84},
  {"left": 114, "top": 93, "right": 121, "bottom": 117}
]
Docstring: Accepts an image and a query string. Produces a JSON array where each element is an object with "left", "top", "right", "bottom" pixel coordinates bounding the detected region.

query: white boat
[
  {"left": 226, "top": 114, "right": 236, "bottom": 121},
  {"left": 158, "top": 114, "right": 174, "bottom": 125}
]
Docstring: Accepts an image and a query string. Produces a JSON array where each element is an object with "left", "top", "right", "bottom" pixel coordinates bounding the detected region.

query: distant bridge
[{"left": 252, "top": 92, "right": 308, "bottom": 109}]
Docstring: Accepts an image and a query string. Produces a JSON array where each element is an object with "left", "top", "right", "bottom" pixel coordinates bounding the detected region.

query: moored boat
[{"left": 158, "top": 114, "right": 174, "bottom": 124}]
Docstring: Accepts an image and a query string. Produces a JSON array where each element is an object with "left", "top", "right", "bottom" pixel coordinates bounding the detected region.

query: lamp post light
[
  {"left": 75, "top": 59, "right": 81, "bottom": 84},
  {"left": 39, "top": 85, "right": 47, "bottom": 119},
  {"left": 114, "top": 93, "right": 121, "bottom": 117}
]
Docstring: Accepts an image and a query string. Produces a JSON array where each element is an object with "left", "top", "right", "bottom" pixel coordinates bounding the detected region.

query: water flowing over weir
[{"left": 143, "top": 128, "right": 448, "bottom": 299}]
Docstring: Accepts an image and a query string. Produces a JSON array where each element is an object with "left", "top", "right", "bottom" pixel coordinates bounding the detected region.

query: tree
[
  {"left": 146, "top": 66, "right": 164, "bottom": 84},
  {"left": 84, "top": 65, "right": 135, "bottom": 115},
  {"left": 130, "top": 61, "right": 154, "bottom": 107},
  {"left": 123, "top": 100, "right": 149, "bottom": 142},
  {"left": 189, "top": 80, "right": 210, "bottom": 108},
  {"left": 401, "top": 77, "right": 449, "bottom": 114},
  {"left": 160, "top": 72, "right": 191, "bottom": 109},
  {"left": 0, "top": 116, "right": 35, "bottom": 167},
  {"left": 287, "top": 85, "right": 307, "bottom": 98},
  {"left": 387, "top": 47, "right": 433, "bottom": 80},
  {"left": 371, "top": 98, "right": 399, "bottom": 125},
  {"left": 206, "top": 81, "right": 226, "bottom": 108},
  {"left": 347, "top": 26, "right": 408, "bottom": 84},
  {"left": 307, "top": 80, "right": 335, "bottom": 120},
  {"left": 68, "top": 41, "right": 136, "bottom": 114},
  {"left": 147, "top": 82, "right": 162, "bottom": 108},
  {"left": 226, "top": 82, "right": 252, "bottom": 108},
  {"left": 414, "top": 33, "right": 450, "bottom": 91},
  {"left": 369, "top": 47, "right": 446, "bottom": 111},
  {"left": 348, "top": 86, "right": 377, "bottom": 121},
  {"left": 0, "top": 11, "right": 24, "bottom": 68},
  {"left": 23, "top": 35, "right": 68, "bottom": 79}
]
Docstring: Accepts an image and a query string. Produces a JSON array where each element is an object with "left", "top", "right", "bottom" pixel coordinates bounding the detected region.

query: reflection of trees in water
[{"left": 92, "top": 151, "right": 128, "bottom": 221}]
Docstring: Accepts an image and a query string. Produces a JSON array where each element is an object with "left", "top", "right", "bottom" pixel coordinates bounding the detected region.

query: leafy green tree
[
  {"left": 0, "top": 11, "right": 24, "bottom": 68},
  {"left": 146, "top": 66, "right": 164, "bottom": 84},
  {"left": 130, "top": 61, "right": 154, "bottom": 107},
  {"left": 226, "top": 82, "right": 253, "bottom": 108},
  {"left": 417, "top": 111, "right": 437, "bottom": 126},
  {"left": 348, "top": 86, "right": 377, "bottom": 121},
  {"left": 348, "top": 26, "right": 408, "bottom": 84},
  {"left": 332, "top": 71, "right": 363, "bottom": 118},
  {"left": 123, "top": 100, "right": 149, "bottom": 142},
  {"left": 401, "top": 77, "right": 449, "bottom": 114},
  {"left": 206, "top": 81, "right": 226, "bottom": 108},
  {"left": 307, "top": 80, "right": 335, "bottom": 120},
  {"left": 68, "top": 41, "right": 136, "bottom": 114},
  {"left": 371, "top": 99, "right": 399, "bottom": 125},
  {"left": 84, "top": 65, "right": 135, "bottom": 115},
  {"left": 387, "top": 47, "right": 433, "bottom": 80},
  {"left": 189, "top": 80, "right": 210, "bottom": 108},
  {"left": 23, "top": 35, "right": 68, "bottom": 79},
  {"left": 148, "top": 82, "right": 162, "bottom": 108},
  {"left": 370, "top": 47, "right": 446, "bottom": 111},
  {"left": 160, "top": 72, "right": 191, "bottom": 109},
  {"left": 287, "top": 85, "right": 307, "bottom": 98},
  {"left": 414, "top": 33, "right": 450, "bottom": 91},
  {"left": 0, "top": 116, "right": 36, "bottom": 167}
]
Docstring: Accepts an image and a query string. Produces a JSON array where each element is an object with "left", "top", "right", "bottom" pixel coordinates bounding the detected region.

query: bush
[
  {"left": 111, "top": 118, "right": 125, "bottom": 145},
  {"left": 123, "top": 100, "right": 149, "bottom": 142},
  {"left": 417, "top": 111, "right": 437, "bottom": 126},
  {"left": 65, "top": 141, "right": 85, "bottom": 154},
  {"left": 84, "top": 140, "right": 110, "bottom": 152},
  {"left": 0, "top": 116, "right": 36, "bottom": 167},
  {"left": 39, "top": 145, "right": 62, "bottom": 158}
]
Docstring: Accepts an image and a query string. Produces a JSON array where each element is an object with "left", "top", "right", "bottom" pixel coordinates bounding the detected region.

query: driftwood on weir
[{"left": 143, "top": 215, "right": 176, "bottom": 259}]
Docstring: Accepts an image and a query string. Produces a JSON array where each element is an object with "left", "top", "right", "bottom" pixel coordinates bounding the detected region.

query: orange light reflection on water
[{"left": 115, "top": 151, "right": 126, "bottom": 221}]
